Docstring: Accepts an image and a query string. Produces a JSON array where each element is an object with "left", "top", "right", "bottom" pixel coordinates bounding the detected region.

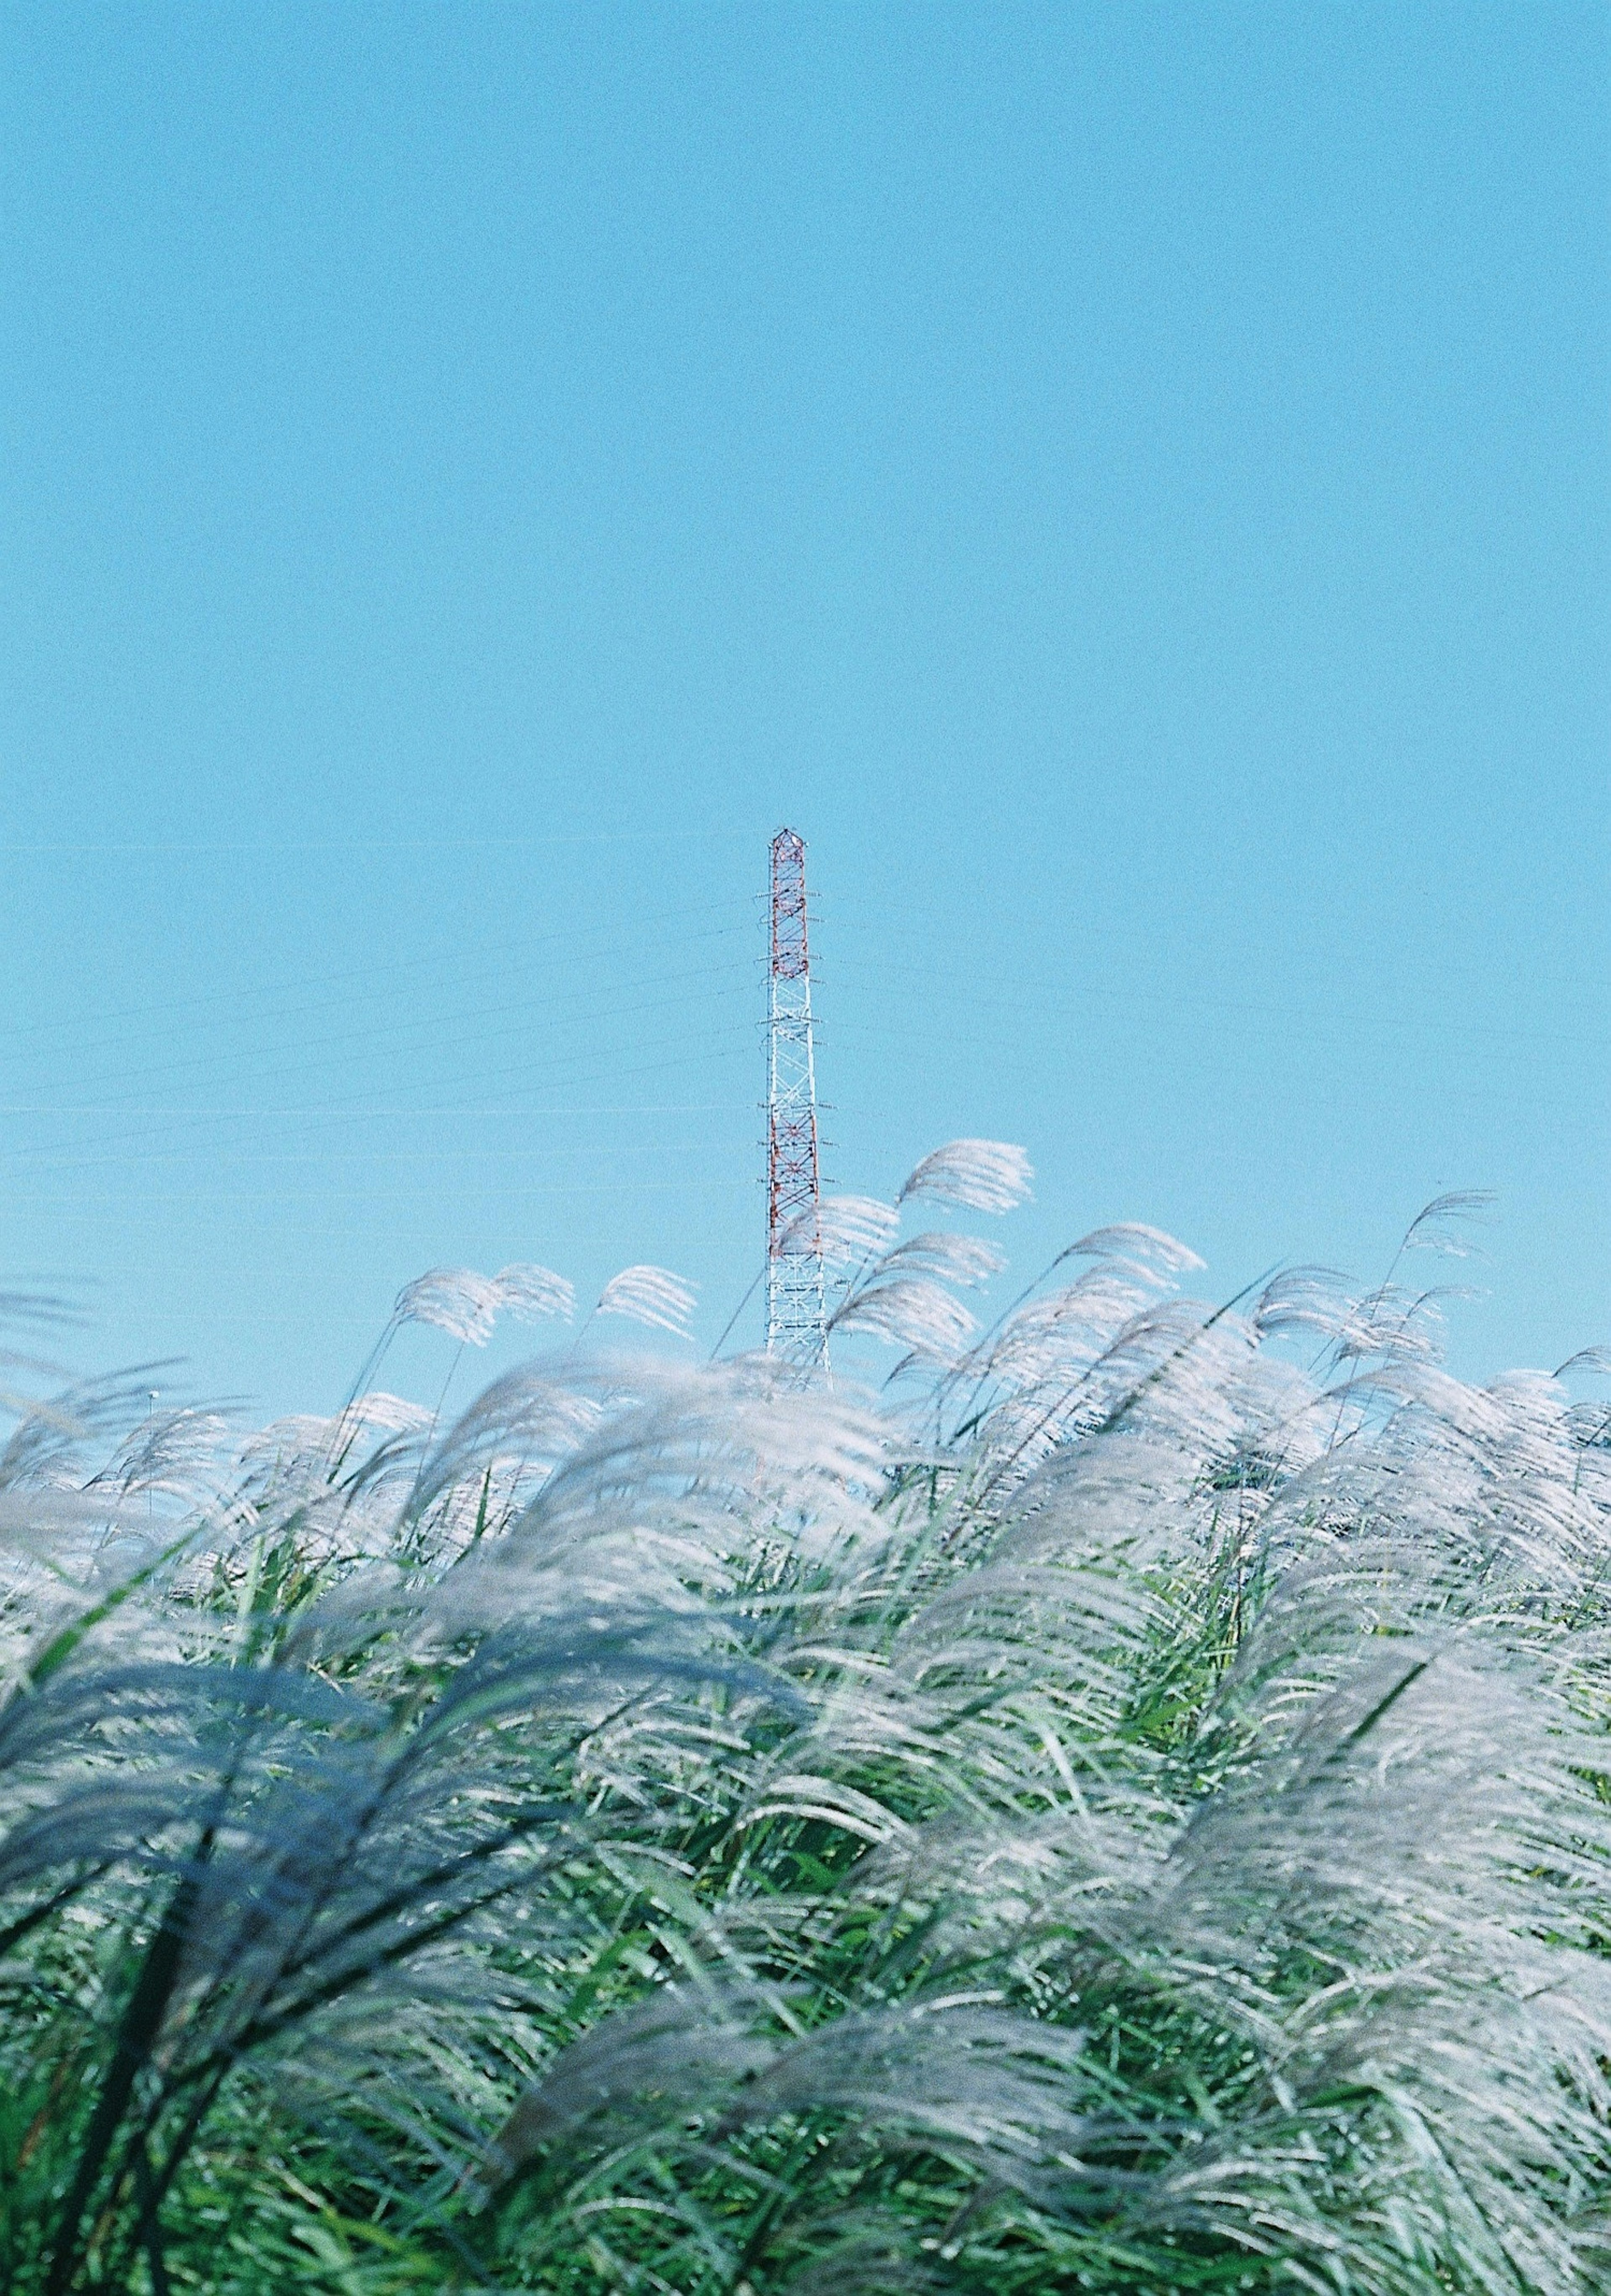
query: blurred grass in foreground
[{"left": 3, "top": 1154, "right": 1610, "bottom": 2295}]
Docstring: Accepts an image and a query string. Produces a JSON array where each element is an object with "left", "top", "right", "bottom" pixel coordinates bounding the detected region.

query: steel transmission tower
[{"left": 766, "top": 829, "right": 826, "bottom": 1360}]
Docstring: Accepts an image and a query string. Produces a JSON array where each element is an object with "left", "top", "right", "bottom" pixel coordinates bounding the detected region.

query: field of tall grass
[{"left": 4, "top": 1142, "right": 1611, "bottom": 2294}]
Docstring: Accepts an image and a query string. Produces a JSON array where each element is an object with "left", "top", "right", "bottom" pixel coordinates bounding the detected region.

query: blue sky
[{"left": 1, "top": 2, "right": 1606, "bottom": 1416}]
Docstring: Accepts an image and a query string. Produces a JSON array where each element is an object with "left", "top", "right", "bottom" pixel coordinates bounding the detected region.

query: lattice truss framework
[{"left": 766, "top": 829, "right": 826, "bottom": 1360}]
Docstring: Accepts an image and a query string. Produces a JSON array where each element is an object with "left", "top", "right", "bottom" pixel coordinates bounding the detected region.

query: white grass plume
[
  {"left": 394, "top": 1262, "right": 574, "bottom": 1345},
  {"left": 898, "top": 1137, "right": 1033, "bottom": 1214},
  {"left": 594, "top": 1263, "right": 699, "bottom": 1337},
  {"left": 4, "top": 1193, "right": 1611, "bottom": 2294}
]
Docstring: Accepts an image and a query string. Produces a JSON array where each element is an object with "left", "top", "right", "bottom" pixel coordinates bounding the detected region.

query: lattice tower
[{"left": 766, "top": 829, "right": 826, "bottom": 1360}]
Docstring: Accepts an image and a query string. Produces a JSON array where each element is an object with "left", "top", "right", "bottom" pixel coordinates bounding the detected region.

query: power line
[
  {"left": 0, "top": 909, "right": 756, "bottom": 1053},
  {"left": 0, "top": 1044, "right": 757, "bottom": 1167},
  {"left": 0, "top": 828, "right": 759, "bottom": 856},
  {"left": 8, "top": 1179, "right": 756, "bottom": 1207},
  {"left": 0, "top": 1101, "right": 746, "bottom": 1119}
]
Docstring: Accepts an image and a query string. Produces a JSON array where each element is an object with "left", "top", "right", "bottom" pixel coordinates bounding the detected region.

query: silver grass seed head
[
  {"left": 898, "top": 1138, "right": 1034, "bottom": 1216},
  {"left": 395, "top": 1262, "right": 575, "bottom": 1346},
  {"left": 790, "top": 1194, "right": 900, "bottom": 1264},
  {"left": 594, "top": 1263, "right": 699, "bottom": 1338}
]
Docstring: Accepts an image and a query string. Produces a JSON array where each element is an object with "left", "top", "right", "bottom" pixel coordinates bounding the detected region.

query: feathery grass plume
[
  {"left": 898, "top": 1138, "right": 1034, "bottom": 1216},
  {"left": 828, "top": 1267, "right": 980, "bottom": 1365},
  {"left": 0, "top": 1346, "right": 879, "bottom": 2293},
  {"left": 4, "top": 1180, "right": 1611, "bottom": 2295},
  {"left": 594, "top": 1263, "right": 699, "bottom": 1338},
  {"left": 395, "top": 1264, "right": 574, "bottom": 1346},
  {"left": 798, "top": 1194, "right": 901, "bottom": 1265},
  {"left": 825, "top": 1232, "right": 1007, "bottom": 1373}
]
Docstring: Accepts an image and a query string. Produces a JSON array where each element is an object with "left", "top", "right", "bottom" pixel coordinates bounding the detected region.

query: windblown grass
[{"left": 3, "top": 1160, "right": 1611, "bottom": 2293}]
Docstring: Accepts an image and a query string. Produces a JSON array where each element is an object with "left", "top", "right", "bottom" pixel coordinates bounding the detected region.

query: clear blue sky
[{"left": 1, "top": 2, "right": 1606, "bottom": 1416}]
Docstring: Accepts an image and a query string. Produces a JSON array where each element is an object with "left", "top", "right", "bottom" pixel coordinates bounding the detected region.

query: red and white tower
[{"left": 766, "top": 829, "right": 825, "bottom": 1360}]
